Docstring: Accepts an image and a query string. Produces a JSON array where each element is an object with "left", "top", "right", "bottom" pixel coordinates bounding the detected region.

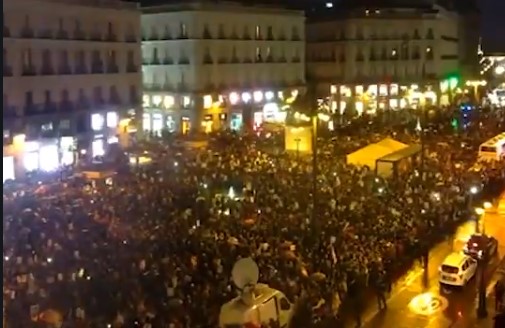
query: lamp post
[{"left": 465, "top": 80, "right": 487, "bottom": 104}]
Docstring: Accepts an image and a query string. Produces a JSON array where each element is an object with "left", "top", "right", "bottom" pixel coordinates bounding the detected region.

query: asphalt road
[{"left": 358, "top": 203, "right": 505, "bottom": 328}]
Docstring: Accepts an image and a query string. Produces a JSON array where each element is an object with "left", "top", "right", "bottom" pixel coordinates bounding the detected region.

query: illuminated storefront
[
  {"left": 3, "top": 156, "right": 15, "bottom": 182},
  {"left": 330, "top": 83, "right": 440, "bottom": 115},
  {"left": 142, "top": 88, "right": 300, "bottom": 133}
]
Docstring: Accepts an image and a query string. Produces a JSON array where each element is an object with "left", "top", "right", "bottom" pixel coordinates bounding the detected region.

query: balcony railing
[
  {"left": 22, "top": 66, "right": 37, "bottom": 76},
  {"left": 56, "top": 30, "right": 69, "bottom": 40},
  {"left": 203, "top": 56, "right": 213, "bottom": 64},
  {"left": 73, "top": 30, "right": 86, "bottom": 40},
  {"left": 106, "top": 33, "right": 117, "bottom": 42},
  {"left": 58, "top": 65, "right": 72, "bottom": 75},
  {"left": 162, "top": 58, "right": 173, "bottom": 65},
  {"left": 125, "top": 34, "right": 137, "bottom": 43},
  {"left": 291, "top": 57, "right": 301, "bottom": 63},
  {"left": 24, "top": 104, "right": 44, "bottom": 116},
  {"left": 41, "top": 65, "right": 55, "bottom": 75},
  {"left": 107, "top": 64, "right": 119, "bottom": 73},
  {"left": 74, "top": 65, "right": 88, "bottom": 74},
  {"left": 91, "top": 62, "right": 104, "bottom": 74},
  {"left": 20, "top": 27, "right": 34, "bottom": 38},
  {"left": 178, "top": 58, "right": 190, "bottom": 65},
  {"left": 59, "top": 101, "right": 75, "bottom": 112},
  {"left": 126, "top": 64, "right": 138, "bottom": 73},
  {"left": 89, "top": 32, "right": 102, "bottom": 41},
  {"left": 38, "top": 29, "right": 53, "bottom": 39}
]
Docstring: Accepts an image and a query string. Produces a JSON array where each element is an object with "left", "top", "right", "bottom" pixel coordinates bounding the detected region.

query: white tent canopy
[{"left": 346, "top": 138, "right": 408, "bottom": 169}]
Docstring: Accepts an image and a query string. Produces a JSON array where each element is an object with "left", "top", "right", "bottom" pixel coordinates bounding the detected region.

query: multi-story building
[
  {"left": 141, "top": 1, "right": 305, "bottom": 134},
  {"left": 3, "top": 0, "right": 141, "bottom": 180},
  {"left": 307, "top": 2, "right": 461, "bottom": 115}
]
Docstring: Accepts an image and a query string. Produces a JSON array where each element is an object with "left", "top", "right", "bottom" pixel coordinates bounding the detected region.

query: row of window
[
  {"left": 143, "top": 23, "right": 301, "bottom": 41},
  {"left": 3, "top": 86, "right": 139, "bottom": 117},
  {"left": 310, "top": 46, "right": 435, "bottom": 62},
  {"left": 3, "top": 48, "right": 139, "bottom": 76},
  {"left": 314, "top": 27, "right": 436, "bottom": 42},
  {"left": 143, "top": 47, "right": 302, "bottom": 65},
  {"left": 328, "top": 65, "right": 436, "bottom": 80},
  {"left": 3, "top": 15, "right": 137, "bottom": 43}
]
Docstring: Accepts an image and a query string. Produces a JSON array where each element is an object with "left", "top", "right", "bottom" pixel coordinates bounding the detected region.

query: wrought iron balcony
[
  {"left": 20, "top": 27, "right": 34, "bottom": 38},
  {"left": 73, "top": 30, "right": 86, "bottom": 40},
  {"left": 22, "top": 66, "right": 37, "bottom": 76},
  {"left": 56, "top": 30, "right": 69, "bottom": 40},
  {"left": 126, "top": 64, "right": 138, "bottom": 73},
  {"left": 41, "top": 65, "right": 56, "bottom": 75}
]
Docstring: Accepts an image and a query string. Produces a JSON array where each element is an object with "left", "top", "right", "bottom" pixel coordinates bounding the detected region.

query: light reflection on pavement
[{"left": 362, "top": 203, "right": 505, "bottom": 328}]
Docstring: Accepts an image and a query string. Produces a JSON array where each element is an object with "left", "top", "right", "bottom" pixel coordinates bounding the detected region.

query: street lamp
[{"left": 465, "top": 80, "right": 487, "bottom": 103}]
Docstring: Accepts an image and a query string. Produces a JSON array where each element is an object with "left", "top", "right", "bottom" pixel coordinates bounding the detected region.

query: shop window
[{"left": 91, "top": 113, "right": 104, "bottom": 131}]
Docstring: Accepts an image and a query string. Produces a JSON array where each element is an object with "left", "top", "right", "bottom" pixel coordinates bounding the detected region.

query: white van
[
  {"left": 219, "top": 284, "right": 293, "bottom": 328},
  {"left": 439, "top": 252, "right": 477, "bottom": 287}
]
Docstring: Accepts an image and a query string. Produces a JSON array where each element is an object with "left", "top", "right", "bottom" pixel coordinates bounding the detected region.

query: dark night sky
[
  {"left": 135, "top": 0, "right": 505, "bottom": 53},
  {"left": 481, "top": 0, "right": 505, "bottom": 53}
]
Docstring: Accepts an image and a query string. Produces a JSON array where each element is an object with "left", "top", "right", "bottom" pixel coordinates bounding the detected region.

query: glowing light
[
  {"left": 253, "top": 91, "right": 263, "bottom": 103},
  {"left": 229, "top": 92, "right": 239, "bottom": 105},
  {"left": 475, "top": 207, "right": 484, "bottom": 216},
  {"left": 470, "top": 186, "right": 479, "bottom": 194},
  {"left": 265, "top": 91, "right": 274, "bottom": 101},
  {"left": 241, "top": 92, "right": 251, "bottom": 103}
]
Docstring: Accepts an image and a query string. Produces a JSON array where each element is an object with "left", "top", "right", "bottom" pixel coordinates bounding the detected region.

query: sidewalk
[
  {"left": 343, "top": 237, "right": 454, "bottom": 328},
  {"left": 452, "top": 258, "right": 505, "bottom": 328}
]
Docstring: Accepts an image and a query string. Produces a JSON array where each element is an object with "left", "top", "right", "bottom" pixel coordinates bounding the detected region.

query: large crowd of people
[{"left": 3, "top": 107, "right": 505, "bottom": 328}]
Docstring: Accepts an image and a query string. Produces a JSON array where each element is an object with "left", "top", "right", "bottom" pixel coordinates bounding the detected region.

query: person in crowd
[{"left": 2, "top": 107, "right": 504, "bottom": 328}]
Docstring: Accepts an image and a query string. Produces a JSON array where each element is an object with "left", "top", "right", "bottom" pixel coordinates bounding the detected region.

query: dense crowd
[{"left": 3, "top": 108, "right": 505, "bottom": 328}]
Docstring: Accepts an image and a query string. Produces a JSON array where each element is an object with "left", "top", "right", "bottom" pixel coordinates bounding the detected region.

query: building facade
[
  {"left": 3, "top": 0, "right": 142, "bottom": 180},
  {"left": 141, "top": 1, "right": 305, "bottom": 134},
  {"left": 307, "top": 4, "right": 460, "bottom": 115}
]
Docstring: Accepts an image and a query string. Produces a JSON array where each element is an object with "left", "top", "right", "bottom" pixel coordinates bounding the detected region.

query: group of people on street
[{"left": 3, "top": 107, "right": 504, "bottom": 328}]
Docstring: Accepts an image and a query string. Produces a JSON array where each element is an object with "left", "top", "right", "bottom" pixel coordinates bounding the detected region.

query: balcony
[
  {"left": 243, "top": 33, "right": 251, "bottom": 40},
  {"left": 126, "top": 64, "right": 138, "bottom": 73},
  {"left": 20, "top": 27, "right": 35, "bottom": 38},
  {"left": 243, "top": 58, "right": 252, "bottom": 64},
  {"left": 217, "top": 31, "right": 226, "bottom": 39},
  {"left": 74, "top": 64, "right": 88, "bottom": 74},
  {"left": 265, "top": 55, "right": 274, "bottom": 63},
  {"left": 178, "top": 58, "right": 190, "bottom": 65},
  {"left": 217, "top": 57, "right": 228, "bottom": 64},
  {"left": 3, "top": 65, "right": 13, "bottom": 76},
  {"left": 89, "top": 32, "right": 102, "bottom": 41},
  {"left": 291, "top": 35, "right": 301, "bottom": 41},
  {"left": 109, "top": 95, "right": 122, "bottom": 105},
  {"left": 93, "top": 98, "right": 106, "bottom": 108},
  {"left": 59, "top": 101, "right": 75, "bottom": 112},
  {"left": 150, "top": 57, "right": 160, "bottom": 65},
  {"left": 22, "top": 66, "right": 37, "bottom": 76},
  {"left": 203, "top": 29, "right": 212, "bottom": 39},
  {"left": 125, "top": 34, "right": 137, "bottom": 43},
  {"left": 56, "top": 29, "right": 69, "bottom": 40},
  {"left": 266, "top": 33, "right": 274, "bottom": 41},
  {"left": 58, "top": 65, "right": 72, "bottom": 75},
  {"left": 203, "top": 55, "right": 213, "bottom": 64},
  {"left": 38, "top": 29, "right": 53, "bottom": 39},
  {"left": 107, "top": 64, "right": 119, "bottom": 73},
  {"left": 177, "top": 34, "right": 188, "bottom": 40},
  {"left": 73, "top": 30, "right": 86, "bottom": 40},
  {"left": 41, "top": 65, "right": 56, "bottom": 75},
  {"left": 278, "top": 35, "right": 286, "bottom": 41},
  {"left": 291, "top": 57, "right": 301, "bottom": 63},
  {"left": 176, "top": 83, "right": 188, "bottom": 92},
  {"left": 24, "top": 104, "right": 44, "bottom": 116},
  {"left": 106, "top": 33, "right": 117, "bottom": 42},
  {"left": 230, "top": 57, "right": 239, "bottom": 64},
  {"left": 77, "top": 98, "right": 91, "bottom": 110},
  {"left": 162, "top": 58, "right": 173, "bottom": 65},
  {"left": 91, "top": 62, "right": 104, "bottom": 74},
  {"left": 278, "top": 56, "right": 287, "bottom": 63},
  {"left": 43, "top": 102, "right": 59, "bottom": 114},
  {"left": 412, "top": 53, "right": 420, "bottom": 60},
  {"left": 4, "top": 26, "right": 10, "bottom": 37}
]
